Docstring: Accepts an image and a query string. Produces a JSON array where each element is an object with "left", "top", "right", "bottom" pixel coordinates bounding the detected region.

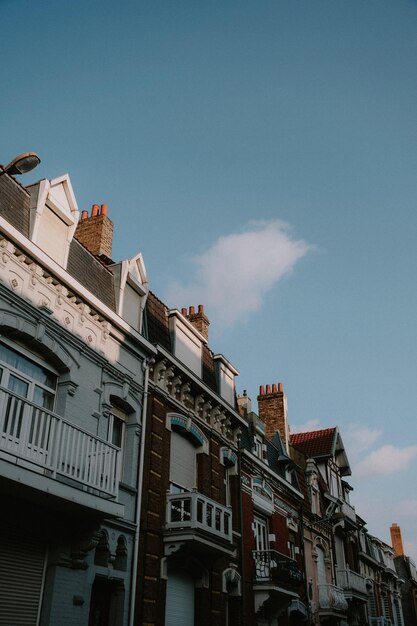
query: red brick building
[{"left": 135, "top": 298, "right": 245, "bottom": 626}]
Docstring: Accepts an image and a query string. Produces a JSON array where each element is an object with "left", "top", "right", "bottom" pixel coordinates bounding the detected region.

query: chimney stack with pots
[
  {"left": 75, "top": 204, "right": 114, "bottom": 261},
  {"left": 257, "top": 382, "right": 289, "bottom": 451},
  {"left": 182, "top": 304, "right": 210, "bottom": 341}
]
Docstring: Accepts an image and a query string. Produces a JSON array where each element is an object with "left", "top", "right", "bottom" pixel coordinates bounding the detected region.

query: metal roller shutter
[
  {"left": 170, "top": 431, "right": 196, "bottom": 491},
  {"left": 165, "top": 572, "right": 194, "bottom": 626},
  {"left": 0, "top": 522, "right": 46, "bottom": 626}
]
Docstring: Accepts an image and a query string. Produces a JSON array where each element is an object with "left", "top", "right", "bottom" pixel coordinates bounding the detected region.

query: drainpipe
[
  {"left": 299, "top": 504, "right": 312, "bottom": 625},
  {"left": 237, "top": 432, "right": 246, "bottom": 626},
  {"left": 129, "top": 356, "right": 151, "bottom": 626}
]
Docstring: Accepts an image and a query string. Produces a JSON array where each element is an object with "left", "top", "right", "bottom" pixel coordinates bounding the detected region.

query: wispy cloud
[
  {"left": 290, "top": 419, "right": 321, "bottom": 434},
  {"left": 166, "top": 220, "right": 311, "bottom": 327},
  {"left": 343, "top": 424, "right": 382, "bottom": 454},
  {"left": 354, "top": 444, "right": 417, "bottom": 478}
]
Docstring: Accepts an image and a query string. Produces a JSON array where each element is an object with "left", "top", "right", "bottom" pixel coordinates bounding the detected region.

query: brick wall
[
  {"left": 257, "top": 383, "right": 289, "bottom": 447},
  {"left": 74, "top": 205, "right": 113, "bottom": 258}
]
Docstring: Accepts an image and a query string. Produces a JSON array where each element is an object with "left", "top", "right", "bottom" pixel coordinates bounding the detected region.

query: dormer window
[
  {"left": 254, "top": 435, "right": 263, "bottom": 459},
  {"left": 27, "top": 175, "right": 79, "bottom": 268}
]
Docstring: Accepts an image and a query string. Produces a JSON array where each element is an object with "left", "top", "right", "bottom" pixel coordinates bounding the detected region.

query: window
[
  {"left": 288, "top": 533, "right": 296, "bottom": 560},
  {"left": 108, "top": 407, "right": 126, "bottom": 449},
  {"left": 0, "top": 341, "right": 56, "bottom": 409},
  {"left": 0, "top": 340, "right": 57, "bottom": 453},
  {"left": 254, "top": 516, "right": 270, "bottom": 552},
  {"left": 254, "top": 436, "right": 263, "bottom": 459},
  {"left": 170, "top": 430, "right": 196, "bottom": 493},
  {"left": 253, "top": 515, "right": 270, "bottom": 579},
  {"left": 108, "top": 406, "right": 127, "bottom": 481}
]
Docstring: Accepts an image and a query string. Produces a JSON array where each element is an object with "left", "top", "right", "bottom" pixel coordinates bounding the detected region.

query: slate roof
[
  {"left": 240, "top": 417, "right": 301, "bottom": 488},
  {"left": 145, "top": 291, "right": 171, "bottom": 351},
  {"left": 67, "top": 239, "right": 116, "bottom": 311},
  {"left": 290, "top": 428, "right": 337, "bottom": 459}
]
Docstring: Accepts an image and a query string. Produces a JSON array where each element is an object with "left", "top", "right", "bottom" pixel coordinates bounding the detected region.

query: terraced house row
[{"left": 0, "top": 162, "right": 416, "bottom": 626}]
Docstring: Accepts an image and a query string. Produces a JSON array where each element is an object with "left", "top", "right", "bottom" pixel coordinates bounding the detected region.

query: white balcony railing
[
  {"left": 318, "top": 583, "right": 348, "bottom": 612},
  {"left": 166, "top": 491, "right": 232, "bottom": 542},
  {"left": 337, "top": 568, "right": 368, "bottom": 595},
  {"left": 0, "top": 387, "right": 120, "bottom": 498},
  {"left": 371, "top": 618, "right": 392, "bottom": 626}
]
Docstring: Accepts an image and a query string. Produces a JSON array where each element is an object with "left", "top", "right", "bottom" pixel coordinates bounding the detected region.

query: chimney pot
[
  {"left": 259, "top": 385, "right": 265, "bottom": 395},
  {"left": 198, "top": 304, "right": 204, "bottom": 314},
  {"left": 272, "top": 383, "right": 277, "bottom": 393},
  {"left": 181, "top": 307, "right": 187, "bottom": 316},
  {"left": 278, "top": 382, "right": 283, "bottom": 392},
  {"left": 266, "top": 384, "right": 271, "bottom": 394},
  {"left": 100, "top": 204, "right": 108, "bottom": 216},
  {"left": 81, "top": 210, "right": 88, "bottom": 220},
  {"left": 91, "top": 204, "right": 99, "bottom": 217},
  {"left": 189, "top": 306, "right": 195, "bottom": 315}
]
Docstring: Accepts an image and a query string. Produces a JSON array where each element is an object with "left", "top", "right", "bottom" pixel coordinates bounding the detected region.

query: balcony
[
  {"left": 165, "top": 491, "right": 234, "bottom": 556},
  {"left": 318, "top": 583, "right": 348, "bottom": 613},
  {"left": 370, "top": 618, "right": 392, "bottom": 626},
  {"left": 253, "top": 550, "right": 303, "bottom": 587},
  {"left": 252, "top": 551, "right": 304, "bottom": 615},
  {"left": 0, "top": 387, "right": 122, "bottom": 514},
  {"left": 337, "top": 568, "right": 369, "bottom": 602},
  {"left": 341, "top": 500, "right": 356, "bottom": 522}
]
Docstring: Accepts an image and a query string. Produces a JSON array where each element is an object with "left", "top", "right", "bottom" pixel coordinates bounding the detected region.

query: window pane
[
  {"left": 33, "top": 386, "right": 54, "bottom": 410},
  {"left": 0, "top": 343, "right": 56, "bottom": 389},
  {"left": 111, "top": 416, "right": 124, "bottom": 447},
  {"left": 8, "top": 374, "right": 29, "bottom": 398}
]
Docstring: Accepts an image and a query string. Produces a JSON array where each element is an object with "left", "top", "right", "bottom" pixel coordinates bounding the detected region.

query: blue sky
[{"left": 2, "top": 0, "right": 417, "bottom": 555}]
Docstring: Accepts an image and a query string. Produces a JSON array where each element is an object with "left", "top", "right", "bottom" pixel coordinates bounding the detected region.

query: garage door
[
  {"left": 165, "top": 572, "right": 194, "bottom": 626},
  {"left": 0, "top": 521, "right": 46, "bottom": 625}
]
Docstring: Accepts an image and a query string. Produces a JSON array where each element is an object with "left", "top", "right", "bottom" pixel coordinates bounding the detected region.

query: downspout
[
  {"left": 299, "top": 504, "right": 312, "bottom": 625},
  {"left": 237, "top": 432, "right": 246, "bottom": 626},
  {"left": 129, "top": 356, "right": 151, "bottom": 626}
]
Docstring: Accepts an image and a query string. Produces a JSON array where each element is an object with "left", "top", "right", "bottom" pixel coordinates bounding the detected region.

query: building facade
[
  {"left": 0, "top": 169, "right": 155, "bottom": 626},
  {"left": 135, "top": 300, "right": 245, "bottom": 626}
]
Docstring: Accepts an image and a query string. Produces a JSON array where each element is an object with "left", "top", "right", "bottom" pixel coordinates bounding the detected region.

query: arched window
[{"left": 0, "top": 339, "right": 57, "bottom": 460}]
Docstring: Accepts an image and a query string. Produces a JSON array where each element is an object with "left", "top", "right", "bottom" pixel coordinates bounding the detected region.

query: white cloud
[
  {"left": 343, "top": 424, "right": 382, "bottom": 454},
  {"left": 166, "top": 219, "right": 311, "bottom": 327},
  {"left": 354, "top": 444, "right": 417, "bottom": 478},
  {"left": 290, "top": 419, "right": 321, "bottom": 434}
]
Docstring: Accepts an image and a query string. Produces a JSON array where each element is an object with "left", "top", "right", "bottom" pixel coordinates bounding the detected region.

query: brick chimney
[
  {"left": 181, "top": 305, "right": 210, "bottom": 341},
  {"left": 257, "top": 382, "right": 289, "bottom": 451},
  {"left": 390, "top": 523, "right": 405, "bottom": 557},
  {"left": 75, "top": 204, "right": 114, "bottom": 260}
]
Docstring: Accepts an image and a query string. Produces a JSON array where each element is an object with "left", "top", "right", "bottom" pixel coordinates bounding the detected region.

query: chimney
[
  {"left": 74, "top": 203, "right": 114, "bottom": 260},
  {"left": 390, "top": 523, "right": 405, "bottom": 557},
  {"left": 237, "top": 390, "right": 252, "bottom": 417},
  {"left": 257, "top": 382, "right": 289, "bottom": 451},
  {"left": 183, "top": 304, "right": 210, "bottom": 341}
]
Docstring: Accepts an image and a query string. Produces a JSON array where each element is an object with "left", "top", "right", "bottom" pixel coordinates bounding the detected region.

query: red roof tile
[{"left": 290, "top": 428, "right": 336, "bottom": 458}]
